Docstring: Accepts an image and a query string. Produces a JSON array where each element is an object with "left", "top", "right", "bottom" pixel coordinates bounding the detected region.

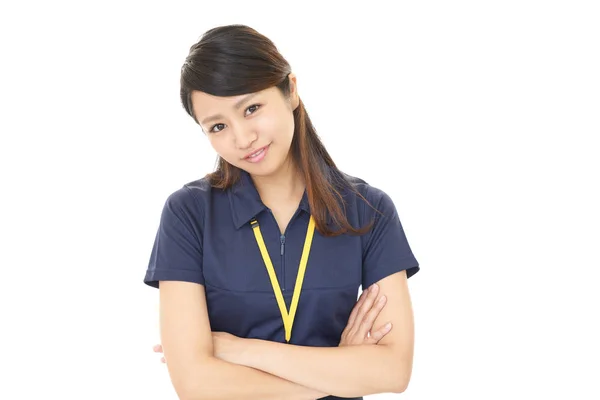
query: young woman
[{"left": 143, "top": 24, "right": 420, "bottom": 400}]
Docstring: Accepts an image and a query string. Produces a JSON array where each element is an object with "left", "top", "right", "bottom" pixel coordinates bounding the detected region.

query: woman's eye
[
  {"left": 208, "top": 105, "right": 260, "bottom": 133},
  {"left": 210, "top": 123, "right": 225, "bottom": 133},
  {"left": 245, "top": 104, "right": 261, "bottom": 116}
]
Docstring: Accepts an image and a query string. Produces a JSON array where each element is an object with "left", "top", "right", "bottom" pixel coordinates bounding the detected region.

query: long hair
[{"left": 179, "top": 24, "right": 372, "bottom": 236}]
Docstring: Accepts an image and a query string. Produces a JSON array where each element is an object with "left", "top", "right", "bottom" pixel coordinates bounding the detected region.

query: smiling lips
[{"left": 244, "top": 144, "right": 269, "bottom": 163}]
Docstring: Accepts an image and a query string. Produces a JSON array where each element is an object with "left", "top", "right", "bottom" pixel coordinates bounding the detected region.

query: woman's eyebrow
[{"left": 201, "top": 93, "right": 259, "bottom": 125}]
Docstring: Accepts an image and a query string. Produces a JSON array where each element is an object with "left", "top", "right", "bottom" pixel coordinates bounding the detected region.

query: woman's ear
[{"left": 288, "top": 72, "right": 300, "bottom": 110}]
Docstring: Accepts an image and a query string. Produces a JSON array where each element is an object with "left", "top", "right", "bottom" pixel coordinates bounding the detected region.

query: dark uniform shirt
[{"left": 144, "top": 168, "right": 420, "bottom": 400}]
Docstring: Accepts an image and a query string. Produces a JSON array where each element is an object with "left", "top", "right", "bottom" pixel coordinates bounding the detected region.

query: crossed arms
[{"left": 158, "top": 270, "right": 414, "bottom": 400}]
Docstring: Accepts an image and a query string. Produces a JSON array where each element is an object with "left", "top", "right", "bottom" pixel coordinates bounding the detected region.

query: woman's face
[{"left": 191, "top": 75, "right": 299, "bottom": 178}]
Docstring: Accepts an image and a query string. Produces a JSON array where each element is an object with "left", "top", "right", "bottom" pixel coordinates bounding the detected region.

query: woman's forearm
[
  {"left": 238, "top": 339, "right": 408, "bottom": 398},
  {"left": 183, "top": 355, "right": 329, "bottom": 400}
]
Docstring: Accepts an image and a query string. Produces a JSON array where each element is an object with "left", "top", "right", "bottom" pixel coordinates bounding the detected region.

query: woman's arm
[
  {"left": 231, "top": 271, "right": 414, "bottom": 398},
  {"left": 159, "top": 280, "right": 329, "bottom": 400}
]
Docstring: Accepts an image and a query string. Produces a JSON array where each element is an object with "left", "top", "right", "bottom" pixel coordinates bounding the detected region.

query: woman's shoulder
[
  {"left": 159, "top": 176, "right": 214, "bottom": 222},
  {"left": 337, "top": 170, "right": 392, "bottom": 208},
  {"left": 183, "top": 175, "right": 214, "bottom": 198}
]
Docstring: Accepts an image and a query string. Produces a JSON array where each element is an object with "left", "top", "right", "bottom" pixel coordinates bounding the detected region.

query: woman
[{"left": 143, "top": 24, "right": 420, "bottom": 400}]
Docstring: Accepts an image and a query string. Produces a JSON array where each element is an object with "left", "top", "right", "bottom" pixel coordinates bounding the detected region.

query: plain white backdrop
[{"left": 1, "top": 0, "right": 599, "bottom": 399}]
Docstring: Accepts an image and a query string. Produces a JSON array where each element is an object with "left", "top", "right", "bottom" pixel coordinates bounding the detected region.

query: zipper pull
[{"left": 280, "top": 234, "right": 286, "bottom": 255}]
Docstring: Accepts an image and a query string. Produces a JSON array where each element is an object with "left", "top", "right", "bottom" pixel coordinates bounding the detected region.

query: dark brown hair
[{"left": 180, "top": 24, "right": 373, "bottom": 236}]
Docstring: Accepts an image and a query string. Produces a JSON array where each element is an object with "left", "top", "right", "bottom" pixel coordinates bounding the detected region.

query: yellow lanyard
[{"left": 250, "top": 215, "right": 316, "bottom": 343}]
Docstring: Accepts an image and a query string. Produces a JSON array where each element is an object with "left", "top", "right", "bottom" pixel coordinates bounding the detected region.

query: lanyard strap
[{"left": 250, "top": 215, "right": 316, "bottom": 343}]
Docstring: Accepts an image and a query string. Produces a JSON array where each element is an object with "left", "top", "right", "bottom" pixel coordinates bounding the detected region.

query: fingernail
[
  {"left": 385, "top": 322, "right": 392, "bottom": 329},
  {"left": 379, "top": 295, "right": 386, "bottom": 303},
  {"left": 372, "top": 284, "right": 379, "bottom": 292}
]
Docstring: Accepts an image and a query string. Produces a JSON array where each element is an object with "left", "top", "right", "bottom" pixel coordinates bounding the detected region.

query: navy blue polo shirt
[{"left": 144, "top": 168, "right": 419, "bottom": 400}]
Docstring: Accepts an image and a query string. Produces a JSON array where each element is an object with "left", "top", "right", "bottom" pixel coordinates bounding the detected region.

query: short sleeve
[
  {"left": 143, "top": 186, "right": 205, "bottom": 288},
  {"left": 361, "top": 188, "right": 420, "bottom": 289}
]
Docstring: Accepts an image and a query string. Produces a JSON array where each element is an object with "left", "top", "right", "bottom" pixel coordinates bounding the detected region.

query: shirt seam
[
  {"left": 184, "top": 184, "right": 206, "bottom": 229},
  {"left": 203, "top": 281, "right": 358, "bottom": 294}
]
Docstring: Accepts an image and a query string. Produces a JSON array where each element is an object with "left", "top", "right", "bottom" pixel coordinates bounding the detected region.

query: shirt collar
[{"left": 228, "top": 169, "right": 312, "bottom": 230}]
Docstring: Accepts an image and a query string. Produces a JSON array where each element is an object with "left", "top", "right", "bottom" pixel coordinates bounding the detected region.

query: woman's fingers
[
  {"left": 342, "top": 287, "right": 369, "bottom": 338},
  {"left": 359, "top": 294, "right": 387, "bottom": 335},
  {"left": 346, "top": 286, "right": 369, "bottom": 328},
  {"left": 350, "top": 284, "right": 380, "bottom": 335},
  {"left": 155, "top": 344, "right": 166, "bottom": 364},
  {"left": 368, "top": 321, "right": 393, "bottom": 343}
]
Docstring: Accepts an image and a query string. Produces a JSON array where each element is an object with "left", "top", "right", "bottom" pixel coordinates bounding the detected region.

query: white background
[{"left": 1, "top": 0, "right": 599, "bottom": 399}]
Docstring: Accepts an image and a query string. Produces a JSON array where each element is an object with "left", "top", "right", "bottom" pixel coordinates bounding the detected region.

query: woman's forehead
[{"left": 192, "top": 87, "right": 278, "bottom": 116}]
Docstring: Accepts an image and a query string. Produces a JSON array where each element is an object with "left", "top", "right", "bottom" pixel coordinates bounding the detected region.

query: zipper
[
  {"left": 280, "top": 234, "right": 286, "bottom": 292},
  {"left": 267, "top": 207, "right": 303, "bottom": 293}
]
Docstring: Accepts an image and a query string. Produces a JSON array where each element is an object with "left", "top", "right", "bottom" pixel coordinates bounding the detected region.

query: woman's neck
[{"left": 250, "top": 158, "right": 305, "bottom": 207}]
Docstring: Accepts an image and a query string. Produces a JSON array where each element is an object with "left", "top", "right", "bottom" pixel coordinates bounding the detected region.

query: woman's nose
[{"left": 234, "top": 128, "right": 258, "bottom": 150}]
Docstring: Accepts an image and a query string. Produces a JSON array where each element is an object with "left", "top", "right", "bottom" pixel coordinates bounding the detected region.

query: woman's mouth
[{"left": 245, "top": 145, "right": 269, "bottom": 163}]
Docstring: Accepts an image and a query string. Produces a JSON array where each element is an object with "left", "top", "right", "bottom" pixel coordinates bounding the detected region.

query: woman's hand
[
  {"left": 152, "top": 344, "right": 166, "bottom": 363},
  {"left": 339, "top": 283, "right": 392, "bottom": 346}
]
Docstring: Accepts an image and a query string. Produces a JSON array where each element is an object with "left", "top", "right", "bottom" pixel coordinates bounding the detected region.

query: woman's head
[
  {"left": 180, "top": 25, "right": 299, "bottom": 180},
  {"left": 179, "top": 24, "right": 372, "bottom": 236}
]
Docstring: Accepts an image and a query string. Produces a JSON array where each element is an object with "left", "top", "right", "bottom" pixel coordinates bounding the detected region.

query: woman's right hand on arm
[{"left": 339, "top": 283, "right": 392, "bottom": 346}]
